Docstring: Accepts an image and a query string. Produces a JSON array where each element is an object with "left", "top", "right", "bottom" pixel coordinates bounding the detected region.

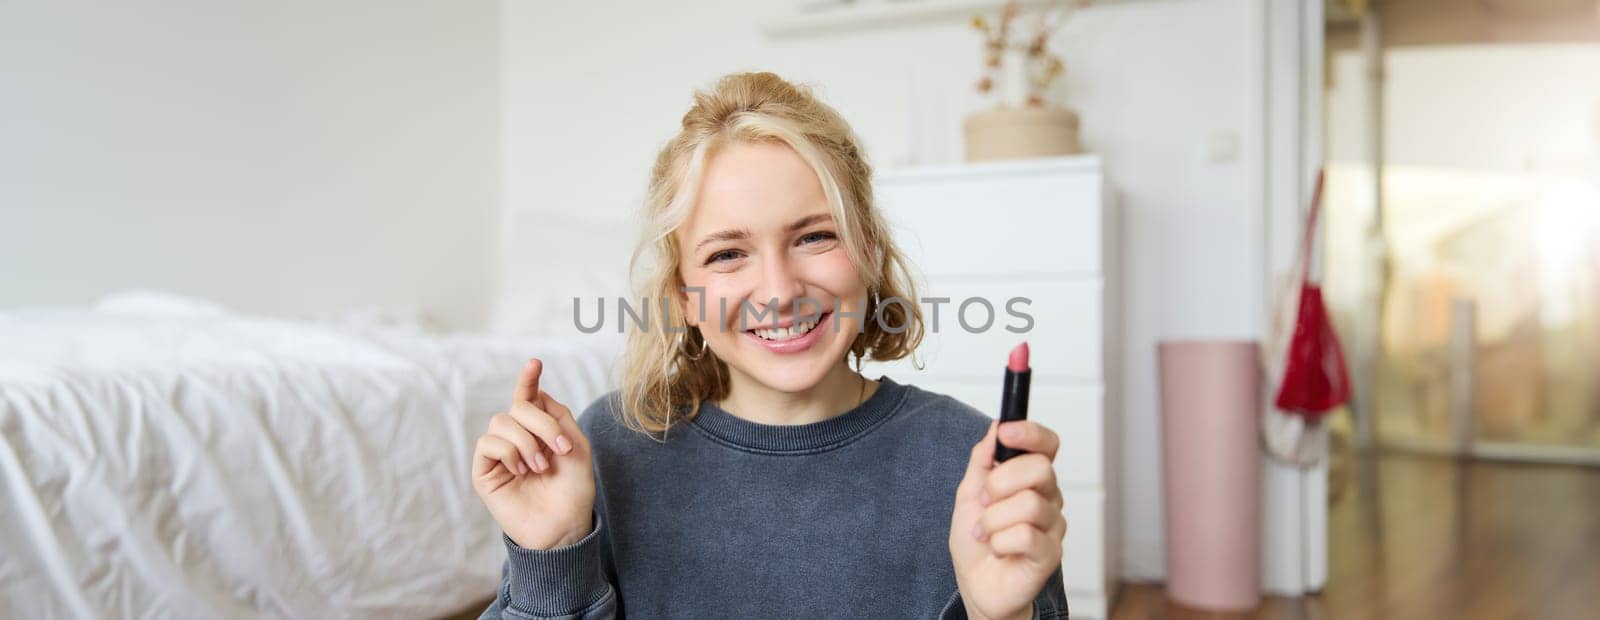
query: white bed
[{"left": 0, "top": 299, "right": 621, "bottom": 618}]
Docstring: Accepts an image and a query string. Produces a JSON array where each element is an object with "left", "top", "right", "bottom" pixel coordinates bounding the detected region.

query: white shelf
[
  {"left": 763, "top": 0, "right": 1068, "bottom": 39},
  {"left": 869, "top": 155, "right": 1117, "bottom": 617}
]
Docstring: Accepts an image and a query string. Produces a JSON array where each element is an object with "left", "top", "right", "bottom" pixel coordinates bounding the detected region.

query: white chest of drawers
[{"left": 868, "top": 155, "right": 1120, "bottom": 618}]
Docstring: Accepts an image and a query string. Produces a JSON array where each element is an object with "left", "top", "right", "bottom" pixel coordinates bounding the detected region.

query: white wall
[
  {"left": 0, "top": 0, "right": 500, "bottom": 330},
  {"left": 500, "top": 0, "right": 1279, "bottom": 584}
]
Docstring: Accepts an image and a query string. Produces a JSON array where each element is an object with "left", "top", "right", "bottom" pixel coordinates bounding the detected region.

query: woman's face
[{"left": 676, "top": 141, "right": 869, "bottom": 394}]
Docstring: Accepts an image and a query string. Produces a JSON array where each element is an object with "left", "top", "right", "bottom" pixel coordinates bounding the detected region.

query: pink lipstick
[{"left": 996, "top": 342, "right": 1032, "bottom": 462}]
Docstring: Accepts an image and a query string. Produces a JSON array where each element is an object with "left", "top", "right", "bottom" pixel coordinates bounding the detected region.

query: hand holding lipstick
[
  {"left": 948, "top": 343, "right": 1067, "bottom": 620},
  {"left": 949, "top": 420, "right": 1067, "bottom": 620}
]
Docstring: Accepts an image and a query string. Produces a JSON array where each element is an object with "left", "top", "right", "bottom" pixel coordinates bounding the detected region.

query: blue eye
[
  {"left": 705, "top": 249, "right": 742, "bottom": 265},
  {"left": 799, "top": 231, "right": 837, "bottom": 245}
]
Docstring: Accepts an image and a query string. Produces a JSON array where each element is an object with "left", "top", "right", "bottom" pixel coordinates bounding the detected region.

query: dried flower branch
[{"left": 969, "top": 0, "right": 1091, "bottom": 105}]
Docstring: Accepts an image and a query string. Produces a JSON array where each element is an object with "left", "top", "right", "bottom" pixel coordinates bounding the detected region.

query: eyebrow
[{"left": 693, "top": 213, "right": 834, "bottom": 252}]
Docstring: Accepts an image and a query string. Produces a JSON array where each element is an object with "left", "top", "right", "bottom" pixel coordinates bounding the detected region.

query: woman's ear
[
  {"left": 675, "top": 275, "right": 703, "bottom": 328},
  {"left": 680, "top": 295, "right": 699, "bottom": 328}
]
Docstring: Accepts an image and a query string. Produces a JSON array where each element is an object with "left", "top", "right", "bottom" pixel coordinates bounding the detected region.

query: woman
[{"left": 474, "top": 72, "right": 1069, "bottom": 619}]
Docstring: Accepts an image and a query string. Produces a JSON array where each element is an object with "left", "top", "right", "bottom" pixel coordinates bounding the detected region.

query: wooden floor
[{"left": 1110, "top": 450, "right": 1600, "bottom": 619}]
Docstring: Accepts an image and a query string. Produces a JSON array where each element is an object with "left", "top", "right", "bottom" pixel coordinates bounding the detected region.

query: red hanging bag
[{"left": 1273, "top": 170, "right": 1353, "bottom": 419}]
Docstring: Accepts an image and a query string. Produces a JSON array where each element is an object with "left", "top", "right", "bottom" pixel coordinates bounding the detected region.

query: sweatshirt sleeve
[
  {"left": 478, "top": 514, "right": 616, "bottom": 620},
  {"left": 1031, "top": 564, "right": 1070, "bottom": 619},
  {"left": 940, "top": 565, "right": 1070, "bottom": 620}
]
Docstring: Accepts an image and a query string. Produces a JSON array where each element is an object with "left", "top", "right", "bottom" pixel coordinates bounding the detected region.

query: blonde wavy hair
[{"left": 616, "top": 71, "right": 924, "bottom": 435}]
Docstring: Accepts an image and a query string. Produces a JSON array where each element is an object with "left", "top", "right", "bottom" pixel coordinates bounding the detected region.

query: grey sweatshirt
[{"left": 479, "top": 376, "right": 1069, "bottom": 619}]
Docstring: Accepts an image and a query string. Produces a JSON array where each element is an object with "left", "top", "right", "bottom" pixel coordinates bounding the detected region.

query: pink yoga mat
[{"left": 1158, "top": 341, "right": 1262, "bottom": 612}]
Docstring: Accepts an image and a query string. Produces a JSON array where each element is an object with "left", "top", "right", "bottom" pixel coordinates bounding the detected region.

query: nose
[{"left": 750, "top": 253, "right": 806, "bottom": 321}]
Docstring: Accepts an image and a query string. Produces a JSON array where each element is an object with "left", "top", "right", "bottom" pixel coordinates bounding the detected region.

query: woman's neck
[{"left": 719, "top": 361, "right": 878, "bottom": 426}]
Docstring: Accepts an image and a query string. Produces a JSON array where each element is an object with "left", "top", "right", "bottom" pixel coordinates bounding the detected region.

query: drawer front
[
  {"left": 913, "top": 381, "right": 1104, "bottom": 489},
  {"left": 1060, "top": 488, "right": 1106, "bottom": 593},
  {"left": 866, "top": 278, "right": 1102, "bottom": 382},
  {"left": 876, "top": 172, "right": 1102, "bottom": 277}
]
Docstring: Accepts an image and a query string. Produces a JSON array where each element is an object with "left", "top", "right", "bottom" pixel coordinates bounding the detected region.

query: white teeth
[{"left": 753, "top": 320, "right": 817, "bottom": 342}]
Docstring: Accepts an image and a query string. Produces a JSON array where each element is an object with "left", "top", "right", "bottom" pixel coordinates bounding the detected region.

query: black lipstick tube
[{"left": 994, "top": 366, "right": 1031, "bottom": 462}]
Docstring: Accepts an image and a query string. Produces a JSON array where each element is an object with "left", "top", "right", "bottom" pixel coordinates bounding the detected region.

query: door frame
[{"left": 1256, "top": 0, "right": 1329, "bottom": 595}]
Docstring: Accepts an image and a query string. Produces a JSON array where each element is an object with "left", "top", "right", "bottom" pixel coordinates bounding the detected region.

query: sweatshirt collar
[{"left": 688, "top": 376, "right": 907, "bottom": 454}]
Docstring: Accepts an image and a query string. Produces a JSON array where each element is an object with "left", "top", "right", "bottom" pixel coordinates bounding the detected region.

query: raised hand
[
  {"left": 471, "top": 358, "right": 596, "bottom": 550},
  {"left": 948, "top": 420, "right": 1068, "bottom": 620}
]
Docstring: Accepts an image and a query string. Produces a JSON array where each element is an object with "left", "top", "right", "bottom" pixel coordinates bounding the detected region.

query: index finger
[
  {"left": 512, "top": 358, "right": 542, "bottom": 405},
  {"left": 997, "top": 420, "right": 1059, "bottom": 460}
]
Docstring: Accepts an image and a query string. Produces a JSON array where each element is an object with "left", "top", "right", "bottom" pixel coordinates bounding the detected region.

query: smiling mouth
[{"left": 747, "top": 312, "right": 831, "bottom": 341}]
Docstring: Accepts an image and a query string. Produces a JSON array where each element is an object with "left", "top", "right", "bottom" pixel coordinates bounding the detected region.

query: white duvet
[{"left": 0, "top": 308, "right": 620, "bottom": 618}]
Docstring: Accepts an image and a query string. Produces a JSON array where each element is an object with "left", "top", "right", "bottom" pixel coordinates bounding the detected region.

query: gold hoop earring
[{"left": 682, "top": 328, "right": 709, "bottom": 361}]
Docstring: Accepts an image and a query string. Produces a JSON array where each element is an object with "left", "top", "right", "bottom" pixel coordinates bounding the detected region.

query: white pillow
[
  {"left": 308, "top": 304, "right": 442, "bottom": 334},
  {"left": 491, "top": 209, "right": 639, "bottom": 337},
  {"left": 93, "top": 290, "right": 229, "bottom": 318}
]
